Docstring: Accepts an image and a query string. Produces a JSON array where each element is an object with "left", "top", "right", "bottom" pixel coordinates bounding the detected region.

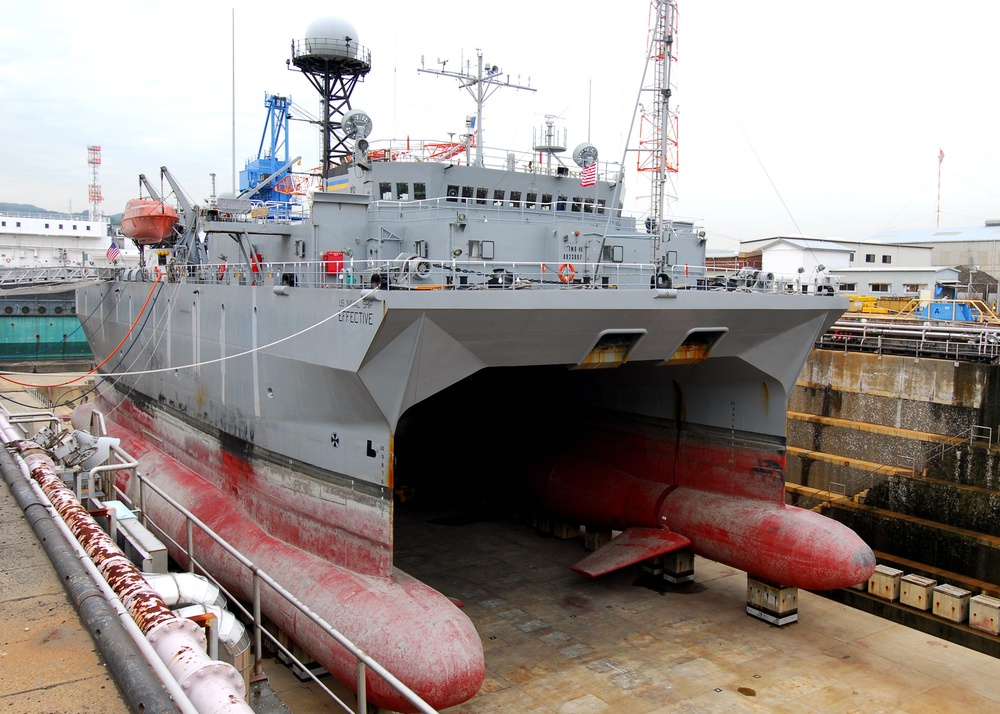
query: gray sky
[{"left": 2, "top": 1, "right": 997, "bottom": 250}]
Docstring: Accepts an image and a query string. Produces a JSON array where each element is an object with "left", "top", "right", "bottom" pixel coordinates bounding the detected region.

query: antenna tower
[
  {"left": 418, "top": 51, "right": 534, "bottom": 168},
  {"left": 637, "top": 1, "right": 679, "bottom": 253},
  {"left": 289, "top": 18, "right": 372, "bottom": 181},
  {"left": 87, "top": 145, "right": 103, "bottom": 221}
]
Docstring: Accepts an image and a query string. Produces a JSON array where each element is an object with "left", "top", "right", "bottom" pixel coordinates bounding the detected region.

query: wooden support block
[
  {"left": 970, "top": 594, "right": 1000, "bottom": 635},
  {"left": 662, "top": 549, "right": 694, "bottom": 584},
  {"left": 746, "top": 576, "right": 798, "bottom": 627},
  {"left": 933, "top": 584, "right": 971, "bottom": 624},
  {"left": 868, "top": 564, "right": 903, "bottom": 602},
  {"left": 900, "top": 574, "right": 936, "bottom": 611}
]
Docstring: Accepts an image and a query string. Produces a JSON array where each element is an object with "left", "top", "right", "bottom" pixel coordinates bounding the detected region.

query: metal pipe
[
  {"left": 0, "top": 445, "right": 183, "bottom": 714},
  {"left": 2, "top": 425, "right": 252, "bottom": 713}
]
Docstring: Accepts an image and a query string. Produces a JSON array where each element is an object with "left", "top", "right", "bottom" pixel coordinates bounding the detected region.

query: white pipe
[
  {"left": 145, "top": 572, "right": 225, "bottom": 609},
  {"left": 173, "top": 604, "right": 249, "bottom": 654}
]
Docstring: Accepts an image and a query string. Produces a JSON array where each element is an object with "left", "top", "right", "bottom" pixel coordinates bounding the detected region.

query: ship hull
[
  {"left": 78, "top": 280, "right": 845, "bottom": 567},
  {"left": 78, "top": 278, "right": 863, "bottom": 707}
]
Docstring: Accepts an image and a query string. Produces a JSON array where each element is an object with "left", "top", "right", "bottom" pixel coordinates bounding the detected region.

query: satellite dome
[{"left": 304, "top": 17, "right": 360, "bottom": 59}]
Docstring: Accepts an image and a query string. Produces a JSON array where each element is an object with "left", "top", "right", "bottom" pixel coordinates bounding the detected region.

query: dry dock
[{"left": 4, "top": 377, "right": 1000, "bottom": 713}]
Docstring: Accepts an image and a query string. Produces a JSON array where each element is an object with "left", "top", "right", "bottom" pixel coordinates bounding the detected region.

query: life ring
[
  {"left": 558, "top": 263, "right": 576, "bottom": 283},
  {"left": 4, "top": 258, "right": 9, "bottom": 263}
]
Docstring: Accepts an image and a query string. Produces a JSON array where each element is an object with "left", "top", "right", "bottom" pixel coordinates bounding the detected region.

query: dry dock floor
[{"left": 396, "top": 508, "right": 1000, "bottom": 714}]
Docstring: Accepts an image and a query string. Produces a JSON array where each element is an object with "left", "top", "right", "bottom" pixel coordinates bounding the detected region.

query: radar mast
[
  {"left": 418, "top": 51, "right": 535, "bottom": 167},
  {"left": 289, "top": 17, "right": 372, "bottom": 181}
]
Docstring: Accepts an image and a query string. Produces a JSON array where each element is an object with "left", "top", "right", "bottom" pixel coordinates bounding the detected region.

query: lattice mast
[
  {"left": 289, "top": 18, "right": 372, "bottom": 181},
  {"left": 637, "top": 1, "right": 679, "bottom": 257},
  {"left": 87, "top": 145, "right": 103, "bottom": 221}
]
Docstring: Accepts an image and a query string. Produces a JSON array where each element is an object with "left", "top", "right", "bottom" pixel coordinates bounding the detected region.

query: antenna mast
[
  {"left": 936, "top": 148, "right": 944, "bottom": 228},
  {"left": 637, "top": 1, "right": 679, "bottom": 255},
  {"left": 87, "top": 145, "right": 103, "bottom": 221},
  {"left": 418, "top": 50, "right": 535, "bottom": 167}
]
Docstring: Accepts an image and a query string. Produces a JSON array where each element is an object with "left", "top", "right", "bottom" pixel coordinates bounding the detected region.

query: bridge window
[
  {"left": 541, "top": 193, "right": 552, "bottom": 210},
  {"left": 414, "top": 182, "right": 426, "bottom": 200},
  {"left": 571, "top": 197, "right": 583, "bottom": 212},
  {"left": 597, "top": 199, "right": 606, "bottom": 214},
  {"left": 865, "top": 254, "right": 875, "bottom": 263},
  {"left": 508, "top": 190, "right": 521, "bottom": 207},
  {"left": 526, "top": 191, "right": 537, "bottom": 209},
  {"left": 882, "top": 255, "right": 892, "bottom": 264},
  {"left": 396, "top": 182, "right": 409, "bottom": 200},
  {"left": 447, "top": 185, "right": 459, "bottom": 202},
  {"left": 584, "top": 198, "right": 595, "bottom": 213},
  {"left": 461, "top": 186, "right": 474, "bottom": 202},
  {"left": 493, "top": 189, "right": 505, "bottom": 206},
  {"left": 556, "top": 195, "right": 568, "bottom": 211},
  {"left": 870, "top": 283, "right": 890, "bottom": 293},
  {"left": 379, "top": 182, "right": 392, "bottom": 199},
  {"left": 476, "top": 187, "right": 488, "bottom": 205}
]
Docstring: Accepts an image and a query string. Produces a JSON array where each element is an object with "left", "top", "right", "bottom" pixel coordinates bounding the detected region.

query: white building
[
  {"left": 863, "top": 223, "right": 1000, "bottom": 277},
  {"left": 0, "top": 212, "right": 139, "bottom": 268}
]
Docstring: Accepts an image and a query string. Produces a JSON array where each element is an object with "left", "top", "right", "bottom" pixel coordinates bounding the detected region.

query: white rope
[{"left": 2, "top": 287, "right": 380, "bottom": 380}]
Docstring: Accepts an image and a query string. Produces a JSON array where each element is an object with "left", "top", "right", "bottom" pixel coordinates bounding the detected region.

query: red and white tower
[
  {"left": 87, "top": 145, "right": 103, "bottom": 221},
  {"left": 637, "top": 1, "right": 679, "bottom": 256}
]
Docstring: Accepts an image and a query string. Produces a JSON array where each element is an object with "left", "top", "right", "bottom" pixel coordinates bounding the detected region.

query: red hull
[
  {"left": 108, "top": 421, "right": 484, "bottom": 712},
  {"left": 121, "top": 199, "right": 178, "bottom": 244},
  {"left": 533, "top": 415, "right": 876, "bottom": 590}
]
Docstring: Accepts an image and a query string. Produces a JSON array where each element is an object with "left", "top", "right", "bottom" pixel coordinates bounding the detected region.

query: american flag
[
  {"left": 106, "top": 241, "right": 120, "bottom": 262},
  {"left": 580, "top": 162, "right": 597, "bottom": 188}
]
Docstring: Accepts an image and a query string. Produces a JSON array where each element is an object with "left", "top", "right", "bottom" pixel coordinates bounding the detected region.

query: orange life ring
[{"left": 558, "top": 263, "right": 576, "bottom": 283}]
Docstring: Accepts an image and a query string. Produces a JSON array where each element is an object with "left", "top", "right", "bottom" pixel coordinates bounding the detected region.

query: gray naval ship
[{"left": 76, "top": 8, "right": 874, "bottom": 711}]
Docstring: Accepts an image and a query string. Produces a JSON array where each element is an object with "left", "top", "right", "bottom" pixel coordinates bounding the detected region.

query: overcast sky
[{"left": 2, "top": 1, "right": 998, "bottom": 250}]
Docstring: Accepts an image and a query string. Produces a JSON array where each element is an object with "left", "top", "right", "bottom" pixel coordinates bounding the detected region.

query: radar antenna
[
  {"left": 419, "top": 50, "right": 535, "bottom": 167},
  {"left": 289, "top": 18, "right": 372, "bottom": 181}
]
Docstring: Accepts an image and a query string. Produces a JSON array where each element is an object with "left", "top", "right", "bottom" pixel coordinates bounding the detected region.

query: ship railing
[
  {"left": 183, "top": 257, "right": 838, "bottom": 296},
  {"left": 363, "top": 136, "right": 619, "bottom": 178},
  {"left": 81, "top": 415, "right": 437, "bottom": 714},
  {"left": 0, "top": 264, "right": 118, "bottom": 286}
]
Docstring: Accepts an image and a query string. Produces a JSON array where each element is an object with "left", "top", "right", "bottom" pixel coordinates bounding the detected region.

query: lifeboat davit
[{"left": 121, "top": 198, "right": 178, "bottom": 244}]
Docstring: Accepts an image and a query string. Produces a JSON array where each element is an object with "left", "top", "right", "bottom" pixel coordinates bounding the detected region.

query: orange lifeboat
[{"left": 121, "top": 198, "right": 179, "bottom": 244}]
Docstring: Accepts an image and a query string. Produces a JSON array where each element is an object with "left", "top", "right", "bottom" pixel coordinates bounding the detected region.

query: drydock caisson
[{"left": 77, "top": 6, "right": 874, "bottom": 711}]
